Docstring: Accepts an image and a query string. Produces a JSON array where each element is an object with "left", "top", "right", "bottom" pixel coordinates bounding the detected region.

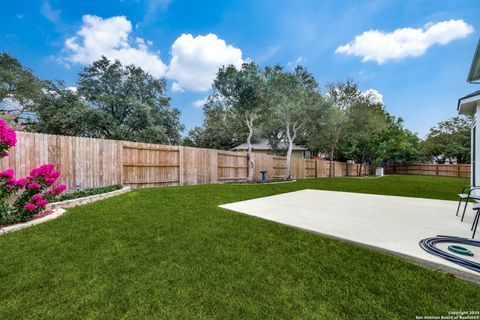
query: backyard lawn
[{"left": 0, "top": 175, "right": 479, "bottom": 319}]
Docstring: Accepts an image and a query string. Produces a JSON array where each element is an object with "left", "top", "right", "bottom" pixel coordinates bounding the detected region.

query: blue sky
[{"left": 1, "top": 0, "right": 479, "bottom": 137}]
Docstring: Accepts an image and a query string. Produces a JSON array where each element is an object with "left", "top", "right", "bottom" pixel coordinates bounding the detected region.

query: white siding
[{"left": 473, "top": 103, "right": 480, "bottom": 186}]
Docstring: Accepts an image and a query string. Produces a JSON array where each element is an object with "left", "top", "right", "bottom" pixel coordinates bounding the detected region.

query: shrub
[
  {"left": 52, "top": 184, "right": 122, "bottom": 202},
  {"left": 0, "top": 119, "right": 16, "bottom": 158},
  {"left": 0, "top": 119, "right": 66, "bottom": 225}
]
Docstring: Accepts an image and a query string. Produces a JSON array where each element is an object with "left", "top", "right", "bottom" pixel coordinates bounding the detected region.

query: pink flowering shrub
[
  {"left": 0, "top": 119, "right": 16, "bottom": 159},
  {"left": 0, "top": 119, "right": 66, "bottom": 224}
]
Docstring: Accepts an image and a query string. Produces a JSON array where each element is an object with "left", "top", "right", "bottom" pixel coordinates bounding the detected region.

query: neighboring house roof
[
  {"left": 457, "top": 90, "right": 480, "bottom": 116},
  {"left": 231, "top": 139, "right": 308, "bottom": 151}
]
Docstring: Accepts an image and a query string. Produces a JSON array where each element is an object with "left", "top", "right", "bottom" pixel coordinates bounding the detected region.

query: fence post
[
  {"left": 179, "top": 146, "right": 184, "bottom": 186},
  {"left": 118, "top": 141, "right": 124, "bottom": 186},
  {"left": 436, "top": 165, "right": 439, "bottom": 176}
]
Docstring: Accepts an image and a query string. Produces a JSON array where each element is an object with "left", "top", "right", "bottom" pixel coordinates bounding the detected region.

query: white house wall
[{"left": 474, "top": 103, "right": 480, "bottom": 187}]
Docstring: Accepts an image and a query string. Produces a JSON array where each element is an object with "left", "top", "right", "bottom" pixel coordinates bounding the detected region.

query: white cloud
[
  {"left": 143, "top": 0, "right": 172, "bottom": 24},
  {"left": 192, "top": 97, "right": 208, "bottom": 108},
  {"left": 362, "top": 89, "right": 383, "bottom": 104},
  {"left": 287, "top": 56, "right": 304, "bottom": 66},
  {"left": 167, "top": 33, "right": 243, "bottom": 92},
  {"left": 255, "top": 45, "right": 282, "bottom": 63},
  {"left": 63, "top": 16, "right": 244, "bottom": 92},
  {"left": 41, "top": 1, "right": 61, "bottom": 24},
  {"left": 335, "top": 19, "right": 474, "bottom": 64},
  {"left": 286, "top": 56, "right": 304, "bottom": 70},
  {"left": 64, "top": 15, "right": 167, "bottom": 77}
]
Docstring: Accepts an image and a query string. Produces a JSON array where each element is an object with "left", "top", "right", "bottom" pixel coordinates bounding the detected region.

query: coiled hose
[{"left": 419, "top": 236, "right": 480, "bottom": 273}]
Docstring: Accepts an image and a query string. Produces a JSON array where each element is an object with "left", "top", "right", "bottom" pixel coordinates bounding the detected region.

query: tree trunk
[
  {"left": 329, "top": 148, "right": 335, "bottom": 178},
  {"left": 329, "top": 129, "right": 341, "bottom": 178},
  {"left": 246, "top": 114, "right": 255, "bottom": 182},
  {"left": 286, "top": 135, "right": 293, "bottom": 181},
  {"left": 285, "top": 125, "right": 296, "bottom": 180},
  {"left": 358, "top": 155, "right": 365, "bottom": 176}
]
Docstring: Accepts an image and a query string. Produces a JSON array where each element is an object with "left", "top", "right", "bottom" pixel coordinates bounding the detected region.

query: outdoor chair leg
[
  {"left": 456, "top": 198, "right": 463, "bottom": 216},
  {"left": 472, "top": 209, "right": 479, "bottom": 231},
  {"left": 473, "top": 211, "right": 480, "bottom": 239},
  {"left": 461, "top": 199, "right": 469, "bottom": 222}
]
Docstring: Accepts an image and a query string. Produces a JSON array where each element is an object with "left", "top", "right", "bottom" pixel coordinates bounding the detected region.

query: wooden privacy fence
[
  {"left": 0, "top": 132, "right": 371, "bottom": 189},
  {"left": 384, "top": 164, "right": 470, "bottom": 178}
]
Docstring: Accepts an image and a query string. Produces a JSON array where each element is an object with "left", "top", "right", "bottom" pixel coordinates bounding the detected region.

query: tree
[
  {"left": 0, "top": 52, "right": 44, "bottom": 124},
  {"left": 343, "top": 98, "right": 389, "bottom": 175},
  {"left": 209, "top": 62, "right": 268, "bottom": 181},
  {"left": 422, "top": 116, "right": 471, "bottom": 164},
  {"left": 304, "top": 99, "right": 339, "bottom": 158},
  {"left": 374, "top": 117, "right": 422, "bottom": 166},
  {"left": 265, "top": 65, "right": 319, "bottom": 180},
  {"left": 184, "top": 98, "right": 248, "bottom": 150},
  {"left": 77, "top": 56, "right": 184, "bottom": 144},
  {"left": 319, "top": 80, "right": 360, "bottom": 177},
  {"left": 30, "top": 81, "right": 102, "bottom": 137}
]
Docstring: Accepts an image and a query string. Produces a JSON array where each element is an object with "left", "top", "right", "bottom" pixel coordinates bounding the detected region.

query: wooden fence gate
[
  {"left": 217, "top": 152, "right": 248, "bottom": 182},
  {"left": 122, "top": 144, "right": 181, "bottom": 187},
  {"left": 272, "top": 157, "right": 287, "bottom": 179},
  {"left": 305, "top": 159, "right": 317, "bottom": 178}
]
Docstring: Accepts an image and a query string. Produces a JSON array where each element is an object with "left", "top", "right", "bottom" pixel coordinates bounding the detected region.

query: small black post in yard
[{"left": 260, "top": 170, "right": 267, "bottom": 183}]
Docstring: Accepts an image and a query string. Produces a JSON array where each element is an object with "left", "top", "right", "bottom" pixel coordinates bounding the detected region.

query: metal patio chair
[{"left": 456, "top": 185, "right": 480, "bottom": 221}]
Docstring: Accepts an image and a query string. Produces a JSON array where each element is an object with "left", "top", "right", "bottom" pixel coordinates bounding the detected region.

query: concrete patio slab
[{"left": 220, "top": 189, "right": 480, "bottom": 280}]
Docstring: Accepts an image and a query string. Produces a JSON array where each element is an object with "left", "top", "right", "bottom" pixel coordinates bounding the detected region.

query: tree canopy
[
  {"left": 184, "top": 98, "right": 248, "bottom": 150},
  {"left": 264, "top": 65, "right": 320, "bottom": 179},
  {"left": 421, "top": 116, "right": 471, "bottom": 164},
  {"left": 1, "top": 51, "right": 471, "bottom": 170},
  {"left": 204, "top": 62, "right": 269, "bottom": 181},
  {"left": 191, "top": 68, "right": 441, "bottom": 174},
  {"left": 76, "top": 57, "right": 184, "bottom": 144},
  {"left": 31, "top": 81, "right": 96, "bottom": 137},
  {"left": 0, "top": 52, "right": 44, "bottom": 123}
]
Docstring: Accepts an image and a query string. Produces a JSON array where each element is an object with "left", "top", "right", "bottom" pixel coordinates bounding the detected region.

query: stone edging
[
  {"left": 0, "top": 187, "right": 131, "bottom": 235},
  {"left": 0, "top": 208, "right": 66, "bottom": 235},
  {"left": 46, "top": 186, "right": 131, "bottom": 209},
  {"left": 226, "top": 180, "right": 297, "bottom": 186}
]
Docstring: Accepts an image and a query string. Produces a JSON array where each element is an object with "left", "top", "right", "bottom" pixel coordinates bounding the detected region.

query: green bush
[{"left": 52, "top": 184, "right": 123, "bottom": 203}]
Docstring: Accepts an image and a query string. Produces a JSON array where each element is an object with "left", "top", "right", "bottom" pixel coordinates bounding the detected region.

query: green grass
[{"left": 0, "top": 175, "right": 478, "bottom": 319}]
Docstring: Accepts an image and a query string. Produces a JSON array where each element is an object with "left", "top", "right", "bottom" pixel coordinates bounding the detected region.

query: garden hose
[
  {"left": 448, "top": 245, "right": 473, "bottom": 256},
  {"left": 419, "top": 236, "right": 480, "bottom": 273}
]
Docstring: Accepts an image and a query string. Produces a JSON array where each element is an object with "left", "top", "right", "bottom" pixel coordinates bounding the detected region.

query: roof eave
[
  {"left": 467, "top": 39, "right": 480, "bottom": 83},
  {"left": 458, "top": 94, "right": 480, "bottom": 116}
]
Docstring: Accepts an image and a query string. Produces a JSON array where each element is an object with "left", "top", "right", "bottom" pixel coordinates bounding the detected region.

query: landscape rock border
[
  {"left": 226, "top": 180, "right": 297, "bottom": 186},
  {"left": 0, "top": 208, "right": 66, "bottom": 235},
  {"left": 47, "top": 186, "right": 131, "bottom": 209},
  {"left": 0, "top": 187, "right": 131, "bottom": 235}
]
